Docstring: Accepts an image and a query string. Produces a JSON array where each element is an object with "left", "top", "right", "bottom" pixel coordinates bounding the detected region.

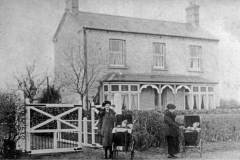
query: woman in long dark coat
[
  {"left": 164, "top": 104, "right": 184, "bottom": 158},
  {"left": 97, "top": 102, "right": 106, "bottom": 145},
  {"left": 100, "top": 101, "right": 115, "bottom": 159}
]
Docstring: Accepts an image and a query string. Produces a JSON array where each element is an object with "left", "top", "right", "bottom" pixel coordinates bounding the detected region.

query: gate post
[
  {"left": 83, "top": 117, "right": 88, "bottom": 145},
  {"left": 78, "top": 106, "right": 82, "bottom": 148},
  {"left": 25, "top": 106, "right": 31, "bottom": 152},
  {"left": 91, "top": 105, "right": 95, "bottom": 145}
]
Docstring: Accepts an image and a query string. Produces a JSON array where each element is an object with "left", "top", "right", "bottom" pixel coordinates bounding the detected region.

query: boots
[
  {"left": 103, "top": 147, "right": 108, "bottom": 159},
  {"left": 109, "top": 146, "right": 113, "bottom": 158}
]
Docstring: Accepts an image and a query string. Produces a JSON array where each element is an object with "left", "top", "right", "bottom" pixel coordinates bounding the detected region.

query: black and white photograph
[{"left": 1, "top": 0, "right": 240, "bottom": 159}]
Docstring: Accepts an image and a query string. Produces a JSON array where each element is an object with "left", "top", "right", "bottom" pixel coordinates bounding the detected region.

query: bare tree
[
  {"left": 55, "top": 38, "right": 108, "bottom": 109},
  {"left": 14, "top": 61, "right": 47, "bottom": 103}
]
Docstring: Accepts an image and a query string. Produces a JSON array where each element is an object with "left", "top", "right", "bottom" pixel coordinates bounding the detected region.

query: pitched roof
[
  {"left": 70, "top": 11, "right": 218, "bottom": 41},
  {"left": 100, "top": 73, "right": 218, "bottom": 84}
]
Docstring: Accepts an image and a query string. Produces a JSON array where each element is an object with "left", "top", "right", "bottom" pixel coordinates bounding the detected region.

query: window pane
[
  {"left": 190, "top": 46, "right": 201, "bottom": 69},
  {"left": 201, "top": 87, "right": 206, "bottom": 92},
  {"left": 208, "top": 95, "right": 214, "bottom": 109},
  {"left": 104, "top": 85, "right": 108, "bottom": 92},
  {"left": 193, "top": 95, "right": 199, "bottom": 109},
  {"left": 111, "top": 93, "right": 114, "bottom": 102},
  {"left": 193, "top": 87, "right": 199, "bottom": 92},
  {"left": 121, "top": 94, "right": 129, "bottom": 110},
  {"left": 154, "top": 43, "right": 164, "bottom": 55},
  {"left": 185, "top": 95, "right": 190, "bottom": 110},
  {"left": 111, "top": 85, "right": 119, "bottom": 91},
  {"left": 153, "top": 43, "right": 165, "bottom": 67},
  {"left": 154, "top": 55, "right": 164, "bottom": 67},
  {"left": 208, "top": 87, "right": 214, "bottom": 92},
  {"left": 201, "top": 95, "right": 206, "bottom": 109},
  {"left": 104, "top": 94, "right": 108, "bottom": 101},
  {"left": 154, "top": 43, "right": 160, "bottom": 54},
  {"left": 190, "top": 46, "right": 200, "bottom": 57},
  {"left": 154, "top": 89, "right": 159, "bottom": 106},
  {"left": 110, "top": 40, "right": 123, "bottom": 52},
  {"left": 191, "top": 58, "right": 200, "bottom": 69},
  {"left": 131, "top": 85, "right": 138, "bottom": 91},
  {"left": 109, "top": 40, "right": 125, "bottom": 66},
  {"left": 131, "top": 94, "right": 138, "bottom": 110},
  {"left": 121, "top": 85, "right": 129, "bottom": 91}
]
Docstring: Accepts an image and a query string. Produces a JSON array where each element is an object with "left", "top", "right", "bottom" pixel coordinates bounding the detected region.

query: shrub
[
  {"left": 0, "top": 92, "right": 25, "bottom": 158},
  {"left": 39, "top": 85, "right": 61, "bottom": 103},
  {"left": 126, "top": 109, "right": 240, "bottom": 151},
  {"left": 219, "top": 99, "right": 240, "bottom": 109}
]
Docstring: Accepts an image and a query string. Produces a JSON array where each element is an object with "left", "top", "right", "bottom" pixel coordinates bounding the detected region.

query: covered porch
[{"left": 100, "top": 73, "right": 218, "bottom": 110}]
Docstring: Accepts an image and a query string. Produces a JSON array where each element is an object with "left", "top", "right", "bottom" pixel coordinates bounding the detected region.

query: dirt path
[
  {"left": 20, "top": 141, "right": 240, "bottom": 159},
  {"left": 22, "top": 147, "right": 240, "bottom": 160}
]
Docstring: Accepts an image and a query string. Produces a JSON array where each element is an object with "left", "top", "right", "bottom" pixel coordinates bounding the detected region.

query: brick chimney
[
  {"left": 186, "top": 2, "right": 199, "bottom": 27},
  {"left": 65, "top": 0, "right": 79, "bottom": 15}
]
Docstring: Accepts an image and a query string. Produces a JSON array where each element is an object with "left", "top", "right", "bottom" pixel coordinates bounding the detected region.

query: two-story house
[{"left": 53, "top": 0, "right": 219, "bottom": 110}]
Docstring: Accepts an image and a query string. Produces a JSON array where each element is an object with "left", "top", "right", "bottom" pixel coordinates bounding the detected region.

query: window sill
[
  {"left": 188, "top": 69, "right": 204, "bottom": 73},
  {"left": 108, "top": 65, "right": 129, "bottom": 69},
  {"left": 152, "top": 67, "right": 168, "bottom": 71}
]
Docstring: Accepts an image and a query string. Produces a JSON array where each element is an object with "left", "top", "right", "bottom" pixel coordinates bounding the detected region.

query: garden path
[{"left": 20, "top": 141, "right": 240, "bottom": 159}]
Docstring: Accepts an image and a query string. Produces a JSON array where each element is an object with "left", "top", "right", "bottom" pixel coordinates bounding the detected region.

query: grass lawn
[{"left": 20, "top": 140, "right": 240, "bottom": 159}]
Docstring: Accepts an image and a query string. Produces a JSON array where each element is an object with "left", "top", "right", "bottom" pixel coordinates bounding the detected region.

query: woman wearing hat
[
  {"left": 164, "top": 104, "right": 184, "bottom": 159},
  {"left": 100, "top": 101, "right": 115, "bottom": 159},
  {"left": 96, "top": 101, "right": 107, "bottom": 145}
]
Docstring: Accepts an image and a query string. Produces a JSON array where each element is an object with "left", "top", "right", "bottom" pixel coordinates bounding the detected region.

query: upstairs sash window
[
  {"left": 153, "top": 43, "right": 165, "bottom": 68},
  {"left": 190, "top": 46, "right": 202, "bottom": 69},
  {"left": 109, "top": 40, "right": 126, "bottom": 66}
]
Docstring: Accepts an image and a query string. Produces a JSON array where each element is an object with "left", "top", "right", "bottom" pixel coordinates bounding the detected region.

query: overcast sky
[{"left": 1, "top": 0, "right": 240, "bottom": 100}]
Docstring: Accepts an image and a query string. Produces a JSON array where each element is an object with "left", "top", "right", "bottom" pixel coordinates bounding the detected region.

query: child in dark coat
[{"left": 164, "top": 104, "right": 184, "bottom": 158}]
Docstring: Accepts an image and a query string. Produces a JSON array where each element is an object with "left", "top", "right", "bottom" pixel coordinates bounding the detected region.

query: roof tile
[{"left": 71, "top": 11, "right": 218, "bottom": 41}]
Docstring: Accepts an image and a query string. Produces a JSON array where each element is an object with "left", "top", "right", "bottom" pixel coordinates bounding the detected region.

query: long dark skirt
[{"left": 166, "top": 136, "right": 179, "bottom": 155}]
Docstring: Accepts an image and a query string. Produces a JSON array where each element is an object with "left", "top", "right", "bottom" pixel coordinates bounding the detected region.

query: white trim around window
[
  {"left": 109, "top": 39, "right": 126, "bottom": 67},
  {"left": 153, "top": 42, "right": 166, "bottom": 69},
  {"left": 189, "top": 45, "right": 202, "bottom": 70}
]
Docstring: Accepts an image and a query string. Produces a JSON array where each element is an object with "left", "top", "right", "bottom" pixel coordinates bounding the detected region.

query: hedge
[
  {"left": 123, "top": 108, "right": 240, "bottom": 115},
  {"left": 127, "top": 109, "right": 240, "bottom": 151}
]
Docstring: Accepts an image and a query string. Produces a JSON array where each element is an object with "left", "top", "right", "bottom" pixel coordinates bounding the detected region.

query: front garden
[{"left": 1, "top": 89, "right": 240, "bottom": 159}]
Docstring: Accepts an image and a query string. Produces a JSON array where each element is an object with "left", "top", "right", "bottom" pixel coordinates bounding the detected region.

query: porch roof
[{"left": 100, "top": 73, "right": 218, "bottom": 84}]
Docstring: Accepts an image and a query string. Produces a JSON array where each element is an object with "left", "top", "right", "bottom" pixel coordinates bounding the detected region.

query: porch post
[
  {"left": 159, "top": 84, "right": 162, "bottom": 110},
  {"left": 190, "top": 86, "right": 193, "bottom": 109},
  {"left": 173, "top": 85, "right": 176, "bottom": 104},
  {"left": 138, "top": 84, "right": 140, "bottom": 110}
]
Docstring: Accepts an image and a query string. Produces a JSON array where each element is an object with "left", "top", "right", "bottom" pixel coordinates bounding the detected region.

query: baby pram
[
  {"left": 181, "top": 115, "right": 203, "bottom": 158},
  {"left": 112, "top": 114, "right": 134, "bottom": 159}
]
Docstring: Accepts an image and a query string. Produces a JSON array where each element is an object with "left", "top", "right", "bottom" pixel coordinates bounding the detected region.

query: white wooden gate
[
  {"left": 82, "top": 104, "right": 102, "bottom": 148},
  {"left": 26, "top": 104, "right": 82, "bottom": 154}
]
